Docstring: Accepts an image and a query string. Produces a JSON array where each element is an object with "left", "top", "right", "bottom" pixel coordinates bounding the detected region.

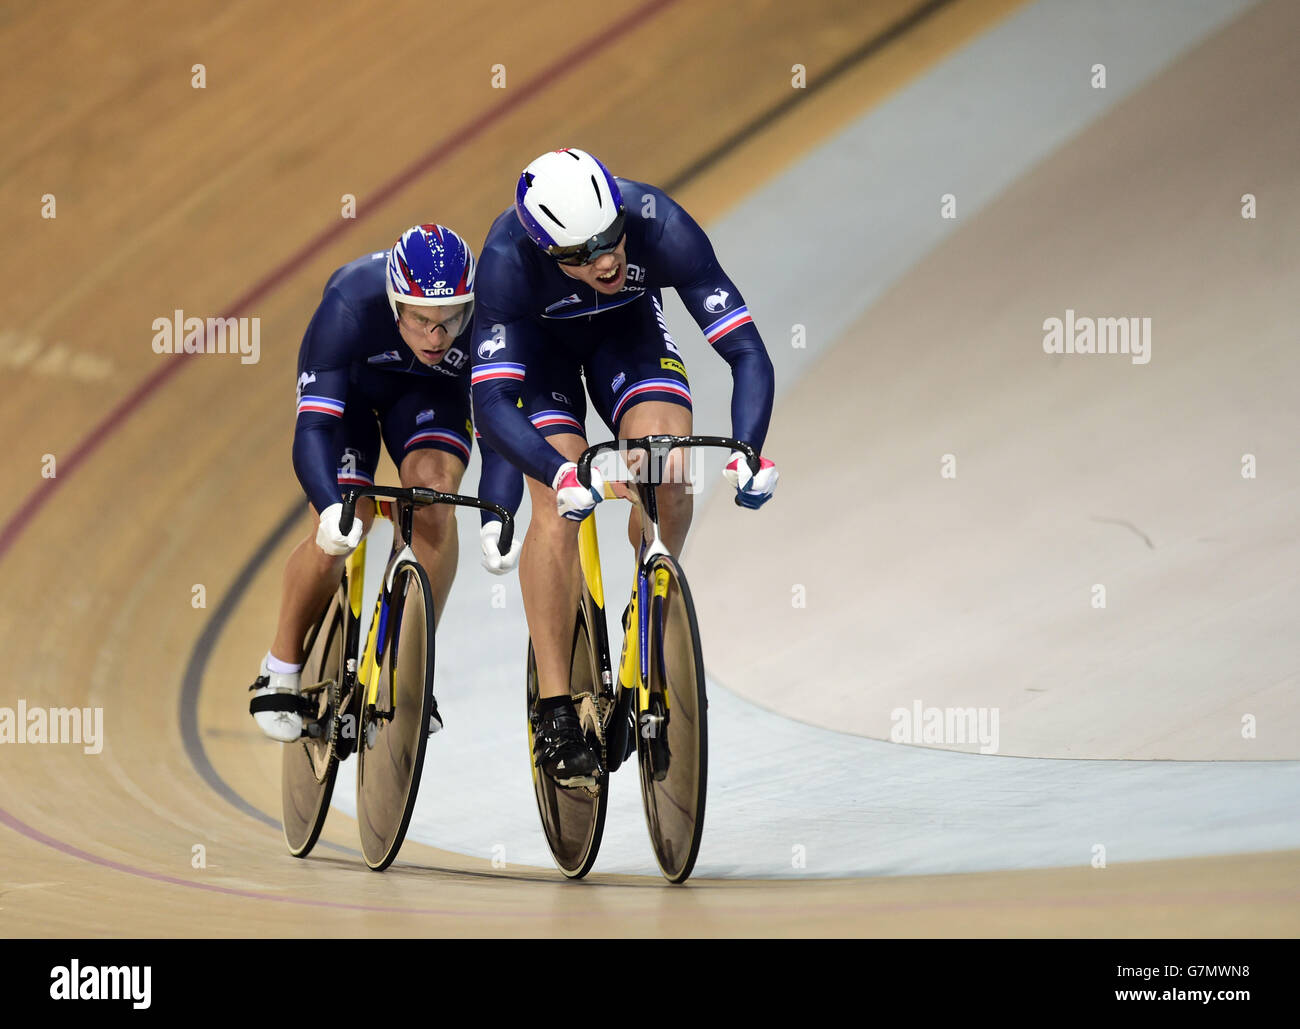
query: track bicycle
[
  {"left": 525, "top": 435, "right": 760, "bottom": 883},
  {"left": 280, "top": 485, "right": 514, "bottom": 870}
]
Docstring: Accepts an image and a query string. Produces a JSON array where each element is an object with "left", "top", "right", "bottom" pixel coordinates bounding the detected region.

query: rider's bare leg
[
  {"left": 617, "top": 401, "right": 693, "bottom": 554},
  {"left": 519, "top": 432, "right": 588, "bottom": 700},
  {"left": 399, "top": 447, "right": 466, "bottom": 627},
  {"left": 269, "top": 498, "right": 376, "bottom": 664}
]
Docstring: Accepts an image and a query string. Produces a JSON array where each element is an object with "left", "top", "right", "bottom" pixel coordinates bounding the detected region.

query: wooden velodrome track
[{"left": 1, "top": 0, "right": 1295, "bottom": 936}]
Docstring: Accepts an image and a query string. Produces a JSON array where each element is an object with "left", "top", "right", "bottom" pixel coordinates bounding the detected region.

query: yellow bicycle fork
[{"left": 345, "top": 532, "right": 386, "bottom": 707}]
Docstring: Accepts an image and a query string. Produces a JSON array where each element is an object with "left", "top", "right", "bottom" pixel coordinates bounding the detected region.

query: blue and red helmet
[{"left": 385, "top": 223, "right": 476, "bottom": 324}]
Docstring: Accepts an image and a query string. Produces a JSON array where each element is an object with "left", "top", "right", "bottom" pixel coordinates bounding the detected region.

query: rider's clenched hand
[
  {"left": 553, "top": 461, "right": 603, "bottom": 521},
  {"left": 480, "top": 518, "right": 522, "bottom": 574},
  {"left": 723, "top": 451, "right": 778, "bottom": 509},
  {"left": 316, "top": 502, "right": 364, "bottom": 556}
]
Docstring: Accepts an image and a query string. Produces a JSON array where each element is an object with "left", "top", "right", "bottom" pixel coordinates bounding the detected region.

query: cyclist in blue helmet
[{"left": 249, "top": 224, "right": 522, "bottom": 742}]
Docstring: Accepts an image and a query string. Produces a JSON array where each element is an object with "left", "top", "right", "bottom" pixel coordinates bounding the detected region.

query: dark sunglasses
[{"left": 546, "top": 210, "right": 627, "bottom": 266}]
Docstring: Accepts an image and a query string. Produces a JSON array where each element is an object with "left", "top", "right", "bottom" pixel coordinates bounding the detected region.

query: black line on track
[
  {"left": 178, "top": 499, "right": 361, "bottom": 857},
  {"left": 662, "top": 0, "right": 958, "bottom": 194}
]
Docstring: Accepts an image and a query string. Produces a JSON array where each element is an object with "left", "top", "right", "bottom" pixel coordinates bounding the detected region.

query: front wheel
[
  {"left": 356, "top": 560, "right": 436, "bottom": 871},
  {"left": 637, "top": 554, "right": 708, "bottom": 884}
]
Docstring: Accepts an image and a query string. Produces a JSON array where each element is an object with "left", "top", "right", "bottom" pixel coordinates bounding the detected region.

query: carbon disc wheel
[
  {"left": 637, "top": 555, "right": 708, "bottom": 883},
  {"left": 356, "top": 561, "right": 436, "bottom": 871},
  {"left": 526, "top": 606, "right": 610, "bottom": 879}
]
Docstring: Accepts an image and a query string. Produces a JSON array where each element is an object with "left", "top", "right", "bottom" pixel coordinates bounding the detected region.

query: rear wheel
[
  {"left": 356, "top": 561, "right": 436, "bottom": 871},
  {"left": 281, "top": 594, "right": 345, "bottom": 858},
  {"left": 637, "top": 555, "right": 708, "bottom": 884},
  {"left": 526, "top": 604, "right": 610, "bottom": 879}
]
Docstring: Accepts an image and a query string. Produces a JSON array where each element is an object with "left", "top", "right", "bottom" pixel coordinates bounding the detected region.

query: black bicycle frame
[{"left": 338, "top": 485, "right": 515, "bottom": 553}]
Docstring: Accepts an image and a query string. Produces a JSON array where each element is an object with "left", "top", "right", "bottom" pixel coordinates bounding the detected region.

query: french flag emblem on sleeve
[
  {"left": 471, "top": 363, "right": 526, "bottom": 385},
  {"left": 704, "top": 305, "right": 752, "bottom": 344},
  {"left": 297, "top": 395, "right": 345, "bottom": 417}
]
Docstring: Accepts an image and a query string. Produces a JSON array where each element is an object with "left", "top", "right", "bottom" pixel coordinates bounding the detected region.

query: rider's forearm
[
  {"left": 472, "top": 380, "right": 568, "bottom": 488},
  {"left": 292, "top": 420, "right": 344, "bottom": 513},
  {"left": 476, "top": 434, "right": 525, "bottom": 525},
  {"left": 714, "top": 336, "right": 775, "bottom": 453}
]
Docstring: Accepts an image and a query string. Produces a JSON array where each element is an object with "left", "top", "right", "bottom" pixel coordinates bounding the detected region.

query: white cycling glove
[
  {"left": 316, "top": 502, "right": 364, "bottom": 556},
  {"left": 723, "top": 451, "right": 779, "bottom": 509},
  {"left": 553, "top": 461, "right": 603, "bottom": 521},
  {"left": 480, "top": 519, "right": 522, "bottom": 575}
]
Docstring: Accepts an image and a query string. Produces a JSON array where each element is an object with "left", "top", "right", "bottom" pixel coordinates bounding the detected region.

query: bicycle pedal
[
  {"left": 555, "top": 772, "right": 599, "bottom": 790},
  {"left": 573, "top": 692, "right": 607, "bottom": 746}
]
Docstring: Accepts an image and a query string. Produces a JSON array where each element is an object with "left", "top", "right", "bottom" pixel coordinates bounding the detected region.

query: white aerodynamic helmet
[{"left": 514, "top": 148, "right": 626, "bottom": 263}]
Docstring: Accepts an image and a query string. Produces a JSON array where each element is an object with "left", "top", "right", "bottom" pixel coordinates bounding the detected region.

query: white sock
[{"left": 266, "top": 652, "right": 303, "bottom": 676}]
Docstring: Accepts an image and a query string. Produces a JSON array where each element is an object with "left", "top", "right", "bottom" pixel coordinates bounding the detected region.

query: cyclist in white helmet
[{"left": 470, "top": 148, "right": 778, "bottom": 785}]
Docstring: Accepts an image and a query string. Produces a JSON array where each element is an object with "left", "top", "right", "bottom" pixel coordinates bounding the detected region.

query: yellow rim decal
[
  {"left": 650, "top": 568, "right": 672, "bottom": 709},
  {"left": 359, "top": 593, "right": 383, "bottom": 704},
  {"left": 619, "top": 593, "right": 638, "bottom": 690},
  {"left": 526, "top": 711, "right": 540, "bottom": 787}
]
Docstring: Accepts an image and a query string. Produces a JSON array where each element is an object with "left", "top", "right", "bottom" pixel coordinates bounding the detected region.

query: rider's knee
[
  {"left": 410, "top": 491, "right": 454, "bottom": 521},
  {"left": 310, "top": 545, "right": 344, "bottom": 575},
  {"left": 657, "top": 477, "right": 694, "bottom": 514},
  {"left": 660, "top": 446, "right": 691, "bottom": 487},
  {"left": 529, "top": 504, "right": 581, "bottom": 548},
  {"left": 411, "top": 500, "right": 454, "bottom": 542},
  {"left": 399, "top": 450, "right": 463, "bottom": 495}
]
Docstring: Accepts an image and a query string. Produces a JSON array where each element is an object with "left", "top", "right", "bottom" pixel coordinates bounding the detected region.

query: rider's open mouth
[{"left": 596, "top": 266, "right": 621, "bottom": 285}]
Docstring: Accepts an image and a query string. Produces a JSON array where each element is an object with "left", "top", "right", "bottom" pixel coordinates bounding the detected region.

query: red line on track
[
  {"left": 6, "top": 803, "right": 1295, "bottom": 914},
  {"left": 0, "top": 806, "right": 538, "bottom": 917}
]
